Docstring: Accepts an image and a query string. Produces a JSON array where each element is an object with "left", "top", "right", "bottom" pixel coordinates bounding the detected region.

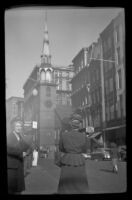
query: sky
[{"left": 5, "top": 7, "right": 123, "bottom": 99}]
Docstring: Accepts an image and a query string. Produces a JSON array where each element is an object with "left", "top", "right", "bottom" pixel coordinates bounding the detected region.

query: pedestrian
[
  {"left": 57, "top": 113, "right": 89, "bottom": 194},
  {"left": 110, "top": 142, "right": 119, "bottom": 173},
  {"left": 32, "top": 147, "right": 39, "bottom": 166},
  {"left": 23, "top": 134, "right": 33, "bottom": 176},
  {"left": 7, "top": 117, "right": 32, "bottom": 194}
]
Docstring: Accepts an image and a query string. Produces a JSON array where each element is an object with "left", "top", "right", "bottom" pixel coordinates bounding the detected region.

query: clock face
[{"left": 44, "top": 100, "right": 52, "bottom": 108}]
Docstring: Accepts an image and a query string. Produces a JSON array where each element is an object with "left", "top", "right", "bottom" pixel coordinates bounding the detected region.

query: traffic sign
[{"left": 32, "top": 121, "right": 37, "bottom": 129}]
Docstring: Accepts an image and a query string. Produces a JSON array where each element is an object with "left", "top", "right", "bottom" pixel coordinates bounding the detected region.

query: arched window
[
  {"left": 40, "top": 69, "right": 46, "bottom": 81},
  {"left": 46, "top": 69, "right": 51, "bottom": 82}
]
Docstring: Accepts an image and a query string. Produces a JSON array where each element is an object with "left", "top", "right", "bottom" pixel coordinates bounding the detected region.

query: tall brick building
[
  {"left": 23, "top": 16, "right": 74, "bottom": 157},
  {"left": 100, "top": 10, "right": 125, "bottom": 145},
  {"left": 71, "top": 10, "right": 126, "bottom": 147}
]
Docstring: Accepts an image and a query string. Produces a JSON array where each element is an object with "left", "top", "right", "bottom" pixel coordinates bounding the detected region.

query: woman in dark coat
[
  {"left": 7, "top": 118, "right": 32, "bottom": 194},
  {"left": 57, "top": 113, "right": 89, "bottom": 194}
]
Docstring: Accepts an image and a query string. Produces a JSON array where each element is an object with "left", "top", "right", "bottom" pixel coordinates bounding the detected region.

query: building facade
[
  {"left": 71, "top": 42, "right": 103, "bottom": 131},
  {"left": 6, "top": 96, "right": 24, "bottom": 134},
  {"left": 71, "top": 47, "right": 90, "bottom": 128},
  {"left": 71, "top": 10, "right": 125, "bottom": 147},
  {"left": 53, "top": 65, "right": 74, "bottom": 106},
  {"left": 100, "top": 10, "right": 126, "bottom": 146},
  {"left": 71, "top": 42, "right": 103, "bottom": 150},
  {"left": 88, "top": 41, "right": 102, "bottom": 133}
]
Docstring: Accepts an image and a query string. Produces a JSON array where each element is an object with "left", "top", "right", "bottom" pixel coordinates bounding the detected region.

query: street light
[
  {"left": 32, "top": 88, "right": 38, "bottom": 96},
  {"left": 32, "top": 88, "right": 38, "bottom": 149},
  {"left": 86, "top": 83, "right": 93, "bottom": 127}
]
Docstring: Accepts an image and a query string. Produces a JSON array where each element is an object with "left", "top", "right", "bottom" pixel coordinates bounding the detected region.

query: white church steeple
[{"left": 41, "top": 11, "right": 51, "bottom": 64}]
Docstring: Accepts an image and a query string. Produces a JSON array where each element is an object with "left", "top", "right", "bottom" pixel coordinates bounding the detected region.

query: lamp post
[
  {"left": 86, "top": 83, "right": 93, "bottom": 127},
  {"left": 32, "top": 88, "right": 38, "bottom": 149},
  {"left": 86, "top": 83, "right": 94, "bottom": 152}
]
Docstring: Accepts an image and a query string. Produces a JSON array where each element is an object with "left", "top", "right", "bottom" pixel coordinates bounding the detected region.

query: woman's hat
[
  {"left": 70, "top": 113, "right": 83, "bottom": 122},
  {"left": 70, "top": 113, "right": 82, "bottom": 128}
]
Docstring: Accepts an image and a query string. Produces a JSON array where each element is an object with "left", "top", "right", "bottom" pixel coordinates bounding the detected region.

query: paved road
[
  {"left": 85, "top": 159, "right": 127, "bottom": 193},
  {"left": 22, "top": 158, "right": 127, "bottom": 194}
]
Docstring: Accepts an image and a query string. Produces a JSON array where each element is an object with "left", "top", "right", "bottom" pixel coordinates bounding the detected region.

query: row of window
[
  {"left": 116, "top": 46, "right": 122, "bottom": 66},
  {"left": 103, "top": 24, "right": 122, "bottom": 54},
  {"left": 106, "top": 104, "right": 115, "bottom": 121},
  {"left": 56, "top": 94, "right": 71, "bottom": 105},
  {"left": 12, "top": 102, "right": 18, "bottom": 116},
  {"left": 12, "top": 101, "right": 23, "bottom": 118},
  {"left": 103, "top": 57, "right": 114, "bottom": 73},
  {"left": 103, "top": 35, "right": 113, "bottom": 53},
  {"left": 90, "top": 69, "right": 100, "bottom": 84},
  {"left": 115, "top": 25, "right": 121, "bottom": 44},
  {"left": 56, "top": 79, "right": 72, "bottom": 91},
  {"left": 91, "top": 90, "right": 101, "bottom": 105},
  {"left": 104, "top": 68, "right": 122, "bottom": 94},
  {"left": 40, "top": 69, "right": 52, "bottom": 82},
  {"left": 40, "top": 69, "right": 74, "bottom": 83},
  {"left": 78, "top": 96, "right": 124, "bottom": 126},
  {"left": 74, "top": 95, "right": 124, "bottom": 127},
  {"left": 54, "top": 71, "right": 74, "bottom": 79},
  {"left": 105, "top": 77, "right": 114, "bottom": 94},
  {"left": 105, "top": 94, "right": 124, "bottom": 121},
  {"left": 81, "top": 109, "right": 101, "bottom": 128}
]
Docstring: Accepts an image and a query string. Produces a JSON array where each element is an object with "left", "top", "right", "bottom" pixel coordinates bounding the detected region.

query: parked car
[
  {"left": 102, "top": 148, "right": 111, "bottom": 160},
  {"left": 91, "top": 148, "right": 111, "bottom": 161},
  {"left": 82, "top": 153, "right": 91, "bottom": 159}
]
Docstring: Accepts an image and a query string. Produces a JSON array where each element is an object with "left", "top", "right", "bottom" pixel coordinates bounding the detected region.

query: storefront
[{"left": 105, "top": 125, "right": 126, "bottom": 146}]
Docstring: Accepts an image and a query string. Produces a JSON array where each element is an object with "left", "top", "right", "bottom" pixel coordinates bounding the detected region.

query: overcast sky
[{"left": 5, "top": 7, "right": 123, "bottom": 99}]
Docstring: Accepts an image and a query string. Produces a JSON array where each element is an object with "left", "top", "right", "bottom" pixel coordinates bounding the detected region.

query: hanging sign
[{"left": 32, "top": 121, "right": 37, "bottom": 129}]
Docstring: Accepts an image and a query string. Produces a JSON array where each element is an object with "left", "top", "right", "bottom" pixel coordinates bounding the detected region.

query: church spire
[{"left": 41, "top": 10, "right": 51, "bottom": 64}]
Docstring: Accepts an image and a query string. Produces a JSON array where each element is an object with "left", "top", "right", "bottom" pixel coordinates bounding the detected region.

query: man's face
[{"left": 14, "top": 122, "right": 23, "bottom": 134}]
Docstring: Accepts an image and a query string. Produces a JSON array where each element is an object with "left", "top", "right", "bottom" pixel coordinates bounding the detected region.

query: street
[{"left": 22, "top": 158, "right": 127, "bottom": 194}]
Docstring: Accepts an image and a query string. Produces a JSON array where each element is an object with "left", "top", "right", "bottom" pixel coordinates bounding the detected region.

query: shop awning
[
  {"left": 103, "top": 124, "right": 126, "bottom": 131},
  {"left": 89, "top": 131, "right": 102, "bottom": 138}
]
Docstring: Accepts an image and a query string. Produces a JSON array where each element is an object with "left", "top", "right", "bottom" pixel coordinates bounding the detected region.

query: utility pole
[{"left": 99, "top": 38, "right": 106, "bottom": 149}]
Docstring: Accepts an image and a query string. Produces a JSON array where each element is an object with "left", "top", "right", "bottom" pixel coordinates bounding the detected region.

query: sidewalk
[
  {"left": 22, "top": 158, "right": 127, "bottom": 194},
  {"left": 22, "top": 159, "right": 60, "bottom": 194}
]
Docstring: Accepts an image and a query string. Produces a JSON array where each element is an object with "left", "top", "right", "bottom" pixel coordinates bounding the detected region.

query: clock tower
[{"left": 38, "top": 13, "right": 56, "bottom": 152}]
